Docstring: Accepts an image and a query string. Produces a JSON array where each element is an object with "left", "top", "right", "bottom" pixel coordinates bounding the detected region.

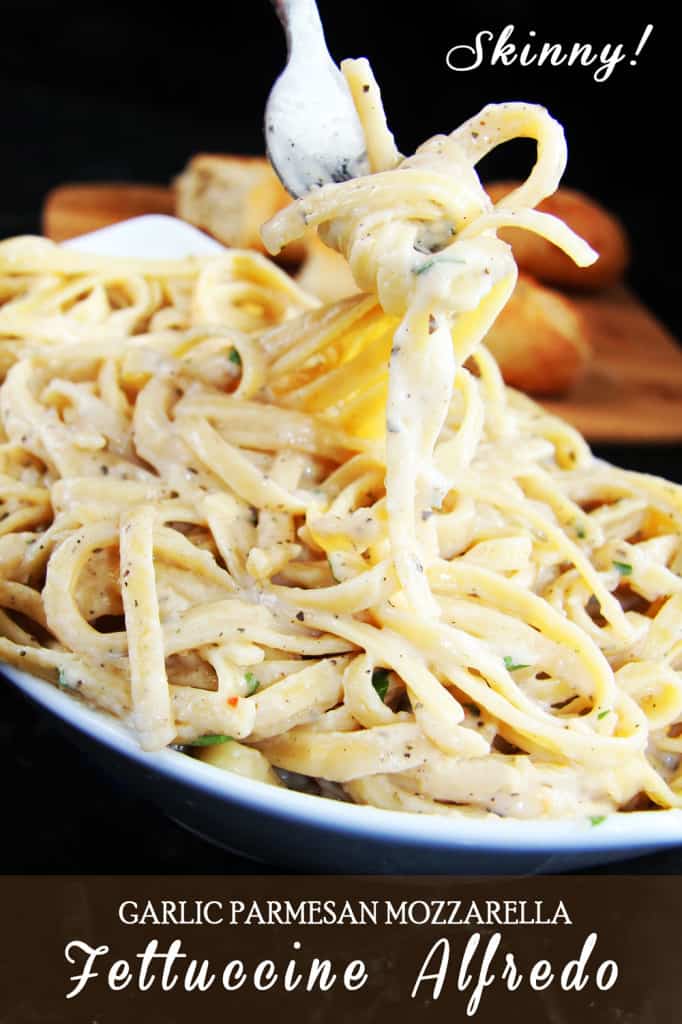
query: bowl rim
[
  {"left": 6, "top": 662, "right": 682, "bottom": 852},
  {"left": 3, "top": 214, "right": 681, "bottom": 858}
]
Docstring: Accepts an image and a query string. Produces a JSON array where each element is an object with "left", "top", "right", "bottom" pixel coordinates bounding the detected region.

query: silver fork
[{"left": 265, "top": 0, "right": 370, "bottom": 198}]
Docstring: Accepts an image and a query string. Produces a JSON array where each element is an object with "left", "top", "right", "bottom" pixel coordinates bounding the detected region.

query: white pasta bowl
[{"left": 3, "top": 215, "right": 682, "bottom": 874}]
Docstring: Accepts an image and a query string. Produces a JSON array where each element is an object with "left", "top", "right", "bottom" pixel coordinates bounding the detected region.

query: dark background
[{"left": 1, "top": 0, "right": 680, "bottom": 872}]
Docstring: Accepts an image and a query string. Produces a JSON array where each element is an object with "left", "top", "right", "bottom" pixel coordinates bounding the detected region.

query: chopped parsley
[
  {"left": 613, "top": 560, "right": 633, "bottom": 576},
  {"left": 412, "top": 256, "right": 465, "bottom": 276},
  {"left": 597, "top": 708, "right": 611, "bottom": 720},
  {"left": 185, "top": 734, "right": 234, "bottom": 747},
  {"left": 588, "top": 815, "right": 607, "bottom": 827},
  {"left": 372, "top": 668, "right": 391, "bottom": 702},
  {"left": 504, "top": 656, "right": 530, "bottom": 672},
  {"left": 57, "top": 667, "right": 73, "bottom": 690},
  {"left": 245, "top": 671, "right": 260, "bottom": 696},
  {"left": 576, "top": 523, "right": 586, "bottom": 539},
  {"left": 228, "top": 348, "right": 242, "bottom": 367}
]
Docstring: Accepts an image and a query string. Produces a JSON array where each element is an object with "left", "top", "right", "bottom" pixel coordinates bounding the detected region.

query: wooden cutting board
[
  {"left": 43, "top": 183, "right": 175, "bottom": 241},
  {"left": 42, "top": 183, "right": 682, "bottom": 444}
]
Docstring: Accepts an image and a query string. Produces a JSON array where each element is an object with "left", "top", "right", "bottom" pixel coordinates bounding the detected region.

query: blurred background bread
[
  {"left": 486, "top": 182, "right": 630, "bottom": 291},
  {"left": 295, "top": 232, "right": 359, "bottom": 304},
  {"left": 174, "top": 154, "right": 306, "bottom": 263},
  {"left": 485, "top": 274, "right": 590, "bottom": 394}
]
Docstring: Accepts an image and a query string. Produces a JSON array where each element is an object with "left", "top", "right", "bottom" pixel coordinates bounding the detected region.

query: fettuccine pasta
[{"left": 1, "top": 61, "right": 682, "bottom": 821}]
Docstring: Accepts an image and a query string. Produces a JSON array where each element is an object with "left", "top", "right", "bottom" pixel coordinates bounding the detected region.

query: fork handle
[{"left": 270, "top": 0, "right": 329, "bottom": 58}]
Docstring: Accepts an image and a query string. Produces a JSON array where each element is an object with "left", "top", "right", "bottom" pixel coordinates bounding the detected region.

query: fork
[{"left": 265, "top": 0, "right": 370, "bottom": 198}]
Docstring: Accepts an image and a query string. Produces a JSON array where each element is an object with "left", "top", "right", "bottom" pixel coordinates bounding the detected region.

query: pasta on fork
[{"left": 1, "top": 59, "right": 682, "bottom": 820}]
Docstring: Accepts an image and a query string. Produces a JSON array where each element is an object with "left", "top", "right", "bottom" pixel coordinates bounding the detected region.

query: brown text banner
[{"left": 0, "top": 875, "right": 676, "bottom": 1022}]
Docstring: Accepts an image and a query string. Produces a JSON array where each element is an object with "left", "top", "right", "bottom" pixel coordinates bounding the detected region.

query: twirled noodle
[{"left": 2, "top": 61, "right": 682, "bottom": 821}]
